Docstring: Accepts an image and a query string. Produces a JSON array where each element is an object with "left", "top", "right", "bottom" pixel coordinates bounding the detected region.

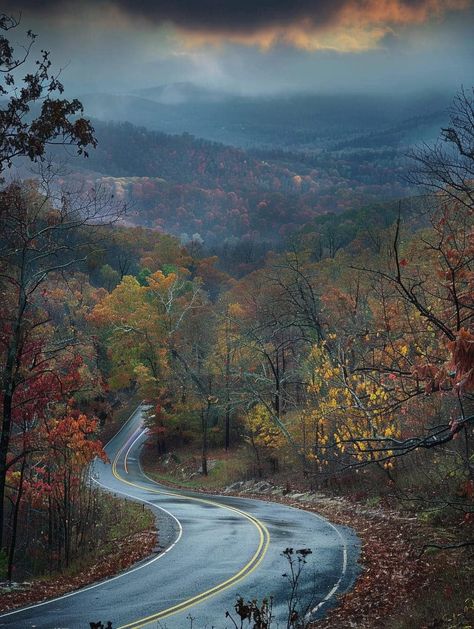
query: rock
[
  {"left": 0, "top": 581, "right": 29, "bottom": 593},
  {"left": 224, "top": 481, "right": 244, "bottom": 493},
  {"left": 161, "top": 453, "right": 180, "bottom": 466},
  {"left": 289, "top": 492, "right": 307, "bottom": 500},
  {"left": 198, "top": 459, "right": 217, "bottom": 474},
  {"left": 253, "top": 481, "right": 273, "bottom": 492}
]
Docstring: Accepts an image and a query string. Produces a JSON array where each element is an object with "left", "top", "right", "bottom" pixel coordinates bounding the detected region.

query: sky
[{"left": 5, "top": 0, "right": 474, "bottom": 96}]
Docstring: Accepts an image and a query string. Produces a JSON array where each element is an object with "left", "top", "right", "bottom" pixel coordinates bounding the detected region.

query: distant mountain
[
  {"left": 79, "top": 87, "right": 451, "bottom": 150},
  {"left": 59, "top": 120, "right": 411, "bottom": 243},
  {"left": 133, "top": 82, "right": 232, "bottom": 105}
]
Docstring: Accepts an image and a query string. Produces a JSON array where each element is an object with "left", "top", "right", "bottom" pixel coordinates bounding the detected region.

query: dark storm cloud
[
  {"left": 4, "top": 0, "right": 472, "bottom": 94},
  {"left": 8, "top": 0, "right": 471, "bottom": 34},
  {"left": 99, "top": 0, "right": 341, "bottom": 32},
  {"left": 5, "top": 1, "right": 349, "bottom": 31}
]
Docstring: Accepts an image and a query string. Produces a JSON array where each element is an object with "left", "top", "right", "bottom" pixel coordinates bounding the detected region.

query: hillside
[
  {"left": 53, "top": 89, "right": 450, "bottom": 244},
  {"left": 63, "top": 120, "right": 411, "bottom": 243},
  {"left": 78, "top": 86, "right": 449, "bottom": 150}
]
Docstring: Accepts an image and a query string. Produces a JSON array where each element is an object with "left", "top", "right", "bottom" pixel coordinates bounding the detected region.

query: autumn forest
[{"left": 1, "top": 8, "right": 473, "bottom": 629}]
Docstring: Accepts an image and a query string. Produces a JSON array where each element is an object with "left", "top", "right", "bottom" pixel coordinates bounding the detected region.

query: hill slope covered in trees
[{"left": 62, "top": 120, "right": 410, "bottom": 243}]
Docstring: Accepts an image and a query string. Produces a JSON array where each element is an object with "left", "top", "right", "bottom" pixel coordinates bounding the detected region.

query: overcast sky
[{"left": 5, "top": 0, "right": 474, "bottom": 96}]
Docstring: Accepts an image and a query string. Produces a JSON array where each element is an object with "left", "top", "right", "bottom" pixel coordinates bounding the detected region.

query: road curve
[{"left": 0, "top": 406, "right": 359, "bottom": 629}]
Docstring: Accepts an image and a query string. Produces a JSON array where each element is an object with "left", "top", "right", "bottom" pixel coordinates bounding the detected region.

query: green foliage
[
  {"left": 418, "top": 507, "right": 451, "bottom": 526},
  {"left": 365, "top": 495, "right": 381, "bottom": 508},
  {"left": 136, "top": 267, "right": 152, "bottom": 286},
  {"left": 162, "top": 263, "right": 178, "bottom": 276},
  {"left": 99, "top": 264, "right": 120, "bottom": 290}
]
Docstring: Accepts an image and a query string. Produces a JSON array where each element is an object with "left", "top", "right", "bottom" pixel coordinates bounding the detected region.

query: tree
[
  {"left": 408, "top": 86, "right": 474, "bottom": 212},
  {"left": 244, "top": 404, "right": 285, "bottom": 477},
  {"left": 343, "top": 202, "right": 474, "bottom": 469},
  {"left": 0, "top": 13, "right": 95, "bottom": 174},
  {"left": 0, "top": 180, "right": 118, "bottom": 551},
  {"left": 90, "top": 275, "right": 160, "bottom": 392},
  {"left": 294, "top": 91, "right": 474, "bottom": 477},
  {"left": 43, "top": 412, "right": 106, "bottom": 569},
  {"left": 0, "top": 14, "right": 102, "bottom": 556},
  {"left": 222, "top": 264, "right": 313, "bottom": 465},
  {"left": 210, "top": 301, "right": 244, "bottom": 450},
  {"left": 344, "top": 83, "right": 474, "bottom": 467}
]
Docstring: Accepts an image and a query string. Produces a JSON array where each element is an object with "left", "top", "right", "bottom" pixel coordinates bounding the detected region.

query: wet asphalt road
[{"left": 0, "top": 406, "right": 359, "bottom": 629}]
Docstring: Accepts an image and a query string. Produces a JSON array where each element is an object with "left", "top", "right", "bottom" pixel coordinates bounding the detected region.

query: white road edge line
[
  {"left": 123, "top": 428, "right": 147, "bottom": 474},
  {"left": 134, "top": 424, "right": 350, "bottom": 618},
  {"left": 104, "top": 401, "right": 146, "bottom": 450},
  {"left": 0, "top": 406, "right": 183, "bottom": 620},
  {"left": 307, "top": 511, "right": 348, "bottom": 616}
]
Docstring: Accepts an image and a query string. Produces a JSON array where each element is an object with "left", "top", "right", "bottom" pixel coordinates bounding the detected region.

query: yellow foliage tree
[{"left": 244, "top": 404, "right": 286, "bottom": 477}]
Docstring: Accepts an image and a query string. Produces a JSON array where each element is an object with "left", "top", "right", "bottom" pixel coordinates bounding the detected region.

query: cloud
[{"left": 7, "top": 0, "right": 472, "bottom": 51}]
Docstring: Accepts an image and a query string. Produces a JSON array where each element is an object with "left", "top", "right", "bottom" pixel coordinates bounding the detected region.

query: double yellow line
[{"left": 111, "top": 426, "right": 271, "bottom": 629}]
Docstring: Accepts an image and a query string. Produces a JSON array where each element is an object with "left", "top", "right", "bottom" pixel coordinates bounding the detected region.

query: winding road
[{"left": 0, "top": 406, "right": 359, "bottom": 629}]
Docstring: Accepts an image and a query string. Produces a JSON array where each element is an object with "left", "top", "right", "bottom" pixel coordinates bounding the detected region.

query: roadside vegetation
[{"left": 0, "top": 494, "right": 155, "bottom": 613}]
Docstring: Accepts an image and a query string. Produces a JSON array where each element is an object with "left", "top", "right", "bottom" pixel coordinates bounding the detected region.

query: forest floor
[
  {"left": 0, "top": 496, "right": 156, "bottom": 613},
  {"left": 141, "top": 442, "right": 474, "bottom": 629}
]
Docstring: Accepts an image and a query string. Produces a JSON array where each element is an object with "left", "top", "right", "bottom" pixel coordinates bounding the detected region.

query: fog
[{"left": 3, "top": 1, "right": 473, "bottom": 98}]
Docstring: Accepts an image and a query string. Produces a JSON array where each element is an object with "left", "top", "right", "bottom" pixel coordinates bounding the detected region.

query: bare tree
[{"left": 407, "top": 86, "right": 474, "bottom": 211}]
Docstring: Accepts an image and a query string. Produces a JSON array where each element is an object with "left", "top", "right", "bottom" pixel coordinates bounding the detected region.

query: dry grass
[{"left": 141, "top": 442, "right": 252, "bottom": 490}]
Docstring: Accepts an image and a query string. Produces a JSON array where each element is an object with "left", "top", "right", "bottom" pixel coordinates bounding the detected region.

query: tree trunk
[
  {"left": 274, "top": 350, "right": 280, "bottom": 418},
  {"left": 7, "top": 458, "right": 25, "bottom": 582},
  {"left": 0, "top": 334, "right": 21, "bottom": 550},
  {"left": 201, "top": 406, "right": 209, "bottom": 476},
  {"left": 225, "top": 338, "right": 231, "bottom": 450},
  {"left": 0, "top": 287, "right": 26, "bottom": 550},
  {"left": 251, "top": 437, "right": 263, "bottom": 478},
  {"left": 0, "top": 392, "right": 13, "bottom": 552},
  {"left": 225, "top": 405, "right": 231, "bottom": 452}
]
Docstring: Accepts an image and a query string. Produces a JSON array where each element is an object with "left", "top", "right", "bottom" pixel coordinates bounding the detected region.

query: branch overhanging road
[{"left": 0, "top": 405, "right": 360, "bottom": 629}]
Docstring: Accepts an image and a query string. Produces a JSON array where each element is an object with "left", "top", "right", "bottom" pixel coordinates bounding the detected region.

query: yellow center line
[{"left": 110, "top": 426, "right": 271, "bottom": 629}]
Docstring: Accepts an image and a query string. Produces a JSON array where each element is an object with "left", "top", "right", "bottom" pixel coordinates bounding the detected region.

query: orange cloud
[
  {"left": 176, "top": 0, "right": 471, "bottom": 52},
  {"left": 8, "top": 0, "right": 472, "bottom": 53}
]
